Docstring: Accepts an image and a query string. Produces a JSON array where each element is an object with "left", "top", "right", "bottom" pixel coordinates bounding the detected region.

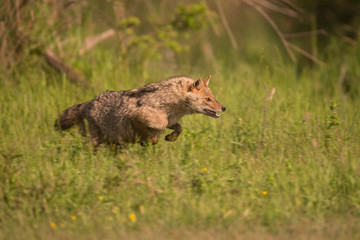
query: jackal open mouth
[{"left": 203, "top": 109, "right": 221, "bottom": 118}]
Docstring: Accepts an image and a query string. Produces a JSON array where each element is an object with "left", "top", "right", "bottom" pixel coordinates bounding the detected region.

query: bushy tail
[{"left": 55, "top": 103, "right": 87, "bottom": 131}]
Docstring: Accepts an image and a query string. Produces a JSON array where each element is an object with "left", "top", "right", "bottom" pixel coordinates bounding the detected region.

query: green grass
[{"left": 1, "top": 45, "right": 360, "bottom": 240}]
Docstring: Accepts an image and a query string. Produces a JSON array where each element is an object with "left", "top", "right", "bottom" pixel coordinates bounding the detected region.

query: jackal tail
[{"left": 55, "top": 103, "right": 86, "bottom": 131}]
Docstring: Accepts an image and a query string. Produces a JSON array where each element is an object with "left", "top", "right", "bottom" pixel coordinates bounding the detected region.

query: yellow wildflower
[
  {"left": 262, "top": 191, "right": 268, "bottom": 196},
  {"left": 98, "top": 196, "right": 104, "bottom": 201},
  {"left": 71, "top": 215, "right": 77, "bottom": 221},
  {"left": 50, "top": 222, "right": 57, "bottom": 229},
  {"left": 128, "top": 213, "right": 137, "bottom": 223},
  {"left": 203, "top": 168, "right": 207, "bottom": 172}
]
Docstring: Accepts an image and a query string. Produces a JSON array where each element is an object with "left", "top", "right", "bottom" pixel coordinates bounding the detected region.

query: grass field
[{"left": 1, "top": 41, "right": 360, "bottom": 239}]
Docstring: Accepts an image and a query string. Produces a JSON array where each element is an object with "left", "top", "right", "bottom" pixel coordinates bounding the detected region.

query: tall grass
[
  {"left": 1, "top": 0, "right": 360, "bottom": 239},
  {"left": 1, "top": 40, "right": 360, "bottom": 239}
]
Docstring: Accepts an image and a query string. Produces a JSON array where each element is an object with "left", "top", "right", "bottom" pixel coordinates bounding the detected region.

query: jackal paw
[{"left": 165, "top": 134, "right": 178, "bottom": 142}]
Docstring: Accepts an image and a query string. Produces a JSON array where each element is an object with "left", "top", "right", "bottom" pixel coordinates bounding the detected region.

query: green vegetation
[{"left": 1, "top": 0, "right": 360, "bottom": 239}]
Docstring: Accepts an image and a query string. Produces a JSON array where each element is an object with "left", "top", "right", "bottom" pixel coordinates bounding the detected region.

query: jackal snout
[{"left": 202, "top": 100, "right": 226, "bottom": 118}]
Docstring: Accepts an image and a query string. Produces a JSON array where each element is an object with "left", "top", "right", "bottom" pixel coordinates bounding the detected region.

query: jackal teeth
[{"left": 203, "top": 109, "right": 221, "bottom": 118}]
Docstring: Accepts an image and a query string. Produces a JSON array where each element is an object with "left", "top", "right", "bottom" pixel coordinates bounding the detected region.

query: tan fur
[{"left": 55, "top": 76, "right": 226, "bottom": 150}]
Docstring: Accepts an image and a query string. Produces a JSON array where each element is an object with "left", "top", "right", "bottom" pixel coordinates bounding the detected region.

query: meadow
[
  {"left": 1, "top": 1, "right": 360, "bottom": 239},
  {"left": 1, "top": 46, "right": 360, "bottom": 239}
]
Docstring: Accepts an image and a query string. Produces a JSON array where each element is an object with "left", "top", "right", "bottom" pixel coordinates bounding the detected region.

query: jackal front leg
[
  {"left": 140, "top": 134, "right": 158, "bottom": 147},
  {"left": 165, "top": 123, "right": 183, "bottom": 142}
]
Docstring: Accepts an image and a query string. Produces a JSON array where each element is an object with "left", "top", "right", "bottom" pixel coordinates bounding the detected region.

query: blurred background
[
  {"left": 1, "top": 0, "right": 359, "bottom": 86},
  {"left": 2, "top": 2, "right": 360, "bottom": 238}
]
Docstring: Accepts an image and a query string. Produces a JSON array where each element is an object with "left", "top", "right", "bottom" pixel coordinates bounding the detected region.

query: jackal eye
[{"left": 205, "top": 98, "right": 211, "bottom": 102}]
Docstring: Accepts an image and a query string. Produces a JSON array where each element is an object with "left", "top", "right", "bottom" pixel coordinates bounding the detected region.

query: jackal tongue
[{"left": 203, "top": 109, "right": 221, "bottom": 118}]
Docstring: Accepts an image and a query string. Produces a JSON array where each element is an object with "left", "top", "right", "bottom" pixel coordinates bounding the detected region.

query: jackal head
[{"left": 186, "top": 75, "right": 226, "bottom": 118}]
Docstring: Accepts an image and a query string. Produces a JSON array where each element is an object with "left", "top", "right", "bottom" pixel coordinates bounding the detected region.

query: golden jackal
[{"left": 55, "top": 75, "right": 226, "bottom": 150}]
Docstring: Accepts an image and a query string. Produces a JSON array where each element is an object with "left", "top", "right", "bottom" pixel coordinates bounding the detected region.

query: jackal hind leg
[
  {"left": 165, "top": 123, "right": 183, "bottom": 142},
  {"left": 87, "top": 119, "right": 104, "bottom": 152}
]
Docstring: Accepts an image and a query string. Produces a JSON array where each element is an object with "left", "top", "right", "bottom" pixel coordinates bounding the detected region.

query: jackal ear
[
  {"left": 191, "top": 78, "right": 202, "bottom": 90},
  {"left": 203, "top": 74, "right": 211, "bottom": 86}
]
